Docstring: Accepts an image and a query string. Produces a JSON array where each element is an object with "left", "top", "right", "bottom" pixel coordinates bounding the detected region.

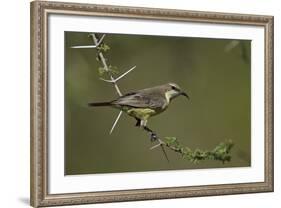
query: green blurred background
[{"left": 65, "top": 32, "right": 251, "bottom": 175}]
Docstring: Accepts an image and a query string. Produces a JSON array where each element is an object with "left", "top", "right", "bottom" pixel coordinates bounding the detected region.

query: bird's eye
[{"left": 171, "top": 86, "right": 177, "bottom": 90}]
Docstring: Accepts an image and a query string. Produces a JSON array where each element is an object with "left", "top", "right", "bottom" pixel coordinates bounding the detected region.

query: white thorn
[
  {"left": 100, "top": 78, "right": 115, "bottom": 83},
  {"left": 150, "top": 143, "right": 163, "bottom": 150},
  {"left": 150, "top": 139, "right": 165, "bottom": 150},
  {"left": 96, "top": 34, "right": 106, "bottom": 46},
  {"left": 99, "top": 66, "right": 137, "bottom": 83},
  {"left": 114, "top": 66, "right": 136, "bottom": 82},
  {"left": 71, "top": 45, "right": 97, "bottom": 49},
  {"left": 109, "top": 111, "right": 123, "bottom": 134},
  {"left": 71, "top": 34, "right": 106, "bottom": 49}
]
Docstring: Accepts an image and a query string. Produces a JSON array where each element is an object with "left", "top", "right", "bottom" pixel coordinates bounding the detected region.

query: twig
[
  {"left": 90, "top": 34, "right": 123, "bottom": 133},
  {"left": 89, "top": 34, "right": 123, "bottom": 96},
  {"left": 142, "top": 124, "right": 233, "bottom": 163},
  {"left": 157, "top": 136, "right": 233, "bottom": 163}
]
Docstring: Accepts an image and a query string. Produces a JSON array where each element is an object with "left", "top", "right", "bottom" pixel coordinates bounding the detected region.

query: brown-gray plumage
[{"left": 89, "top": 83, "right": 189, "bottom": 127}]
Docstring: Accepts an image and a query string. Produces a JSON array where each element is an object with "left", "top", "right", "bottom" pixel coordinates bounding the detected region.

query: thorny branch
[
  {"left": 142, "top": 125, "right": 233, "bottom": 163},
  {"left": 72, "top": 33, "right": 234, "bottom": 163},
  {"left": 72, "top": 33, "right": 136, "bottom": 134},
  {"left": 153, "top": 136, "right": 233, "bottom": 163},
  {"left": 90, "top": 34, "right": 123, "bottom": 96}
]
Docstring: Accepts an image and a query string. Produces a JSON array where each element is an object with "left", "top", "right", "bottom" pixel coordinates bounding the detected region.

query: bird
[{"left": 88, "top": 83, "right": 189, "bottom": 136}]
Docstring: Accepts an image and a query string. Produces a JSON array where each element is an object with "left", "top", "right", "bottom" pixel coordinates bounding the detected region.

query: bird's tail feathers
[{"left": 88, "top": 101, "right": 112, "bottom": 107}]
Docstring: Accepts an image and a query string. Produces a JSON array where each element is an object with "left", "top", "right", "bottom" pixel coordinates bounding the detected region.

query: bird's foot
[
  {"left": 135, "top": 121, "right": 140, "bottom": 127},
  {"left": 135, "top": 119, "right": 141, "bottom": 127},
  {"left": 150, "top": 132, "right": 157, "bottom": 142},
  {"left": 142, "top": 125, "right": 157, "bottom": 142}
]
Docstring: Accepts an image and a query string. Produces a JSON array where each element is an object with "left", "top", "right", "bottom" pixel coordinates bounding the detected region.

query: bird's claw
[{"left": 150, "top": 133, "right": 157, "bottom": 142}]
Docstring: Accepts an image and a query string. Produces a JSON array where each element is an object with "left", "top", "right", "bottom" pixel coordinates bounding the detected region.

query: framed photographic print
[{"left": 30, "top": 1, "right": 274, "bottom": 207}]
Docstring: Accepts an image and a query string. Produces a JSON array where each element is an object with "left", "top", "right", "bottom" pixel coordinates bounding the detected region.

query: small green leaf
[
  {"left": 103, "top": 44, "right": 110, "bottom": 51},
  {"left": 98, "top": 67, "right": 106, "bottom": 75},
  {"left": 108, "top": 65, "right": 119, "bottom": 74},
  {"left": 98, "top": 43, "right": 110, "bottom": 52}
]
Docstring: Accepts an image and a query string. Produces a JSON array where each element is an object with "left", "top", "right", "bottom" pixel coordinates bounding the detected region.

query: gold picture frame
[{"left": 30, "top": 1, "right": 274, "bottom": 207}]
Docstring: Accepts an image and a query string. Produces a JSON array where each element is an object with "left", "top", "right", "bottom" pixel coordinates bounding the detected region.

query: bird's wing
[{"left": 112, "top": 92, "right": 164, "bottom": 109}]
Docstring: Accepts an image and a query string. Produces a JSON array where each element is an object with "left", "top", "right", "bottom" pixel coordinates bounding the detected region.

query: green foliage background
[{"left": 65, "top": 32, "right": 251, "bottom": 175}]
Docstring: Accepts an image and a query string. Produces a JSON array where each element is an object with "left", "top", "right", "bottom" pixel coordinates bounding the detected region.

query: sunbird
[{"left": 88, "top": 83, "right": 189, "bottom": 136}]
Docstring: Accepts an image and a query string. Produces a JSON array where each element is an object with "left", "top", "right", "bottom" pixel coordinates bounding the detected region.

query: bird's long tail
[{"left": 88, "top": 101, "right": 112, "bottom": 107}]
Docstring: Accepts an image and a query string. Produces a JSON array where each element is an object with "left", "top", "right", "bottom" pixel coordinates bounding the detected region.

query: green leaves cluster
[
  {"left": 97, "top": 43, "right": 110, "bottom": 52},
  {"left": 98, "top": 65, "right": 119, "bottom": 76},
  {"left": 164, "top": 137, "right": 234, "bottom": 163},
  {"left": 93, "top": 37, "right": 119, "bottom": 77}
]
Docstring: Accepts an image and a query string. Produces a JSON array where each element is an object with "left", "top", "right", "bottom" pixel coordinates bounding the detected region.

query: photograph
[
  {"left": 30, "top": 1, "right": 273, "bottom": 206},
  {"left": 65, "top": 32, "right": 250, "bottom": 175}
]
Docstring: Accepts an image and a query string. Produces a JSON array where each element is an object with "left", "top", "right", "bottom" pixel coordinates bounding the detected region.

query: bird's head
[{"left": 164, "top": 83, "right": 190, "bottom": 102}]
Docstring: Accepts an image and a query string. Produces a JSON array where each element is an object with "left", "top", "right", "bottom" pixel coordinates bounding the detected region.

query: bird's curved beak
[{"left": 180, "top": 91, "right": 190, "bottom": 100}]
